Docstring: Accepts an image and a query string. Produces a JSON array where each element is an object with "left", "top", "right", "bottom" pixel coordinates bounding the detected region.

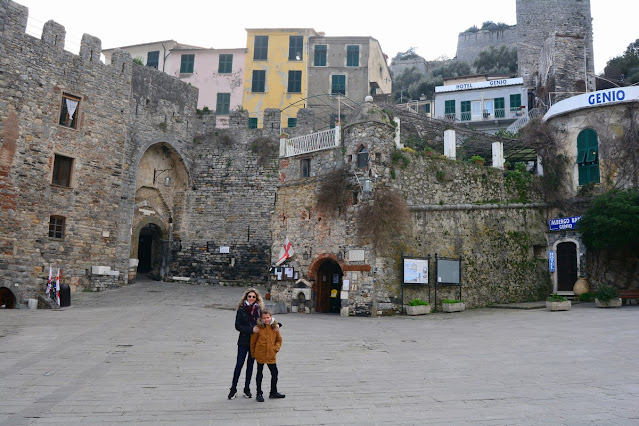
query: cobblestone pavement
[{"left": 1, "top": 279, "right": 638, "bottom": 425}]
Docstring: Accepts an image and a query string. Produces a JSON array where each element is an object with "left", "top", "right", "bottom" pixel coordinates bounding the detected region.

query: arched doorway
[
  {"left": 315, "top": 260, "right": 343, "bottom": 313},
  {"left": 0, "top": 286, "right": 16, "bottom": 309},
  {"left": 557, "top": 241, "right": 578, "bottom": 291},
  {"left": 137, "top": 223, "right": 163, "bottom": 278}
]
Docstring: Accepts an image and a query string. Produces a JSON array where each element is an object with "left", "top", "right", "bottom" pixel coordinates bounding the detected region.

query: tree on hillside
[
  {"left": 474, "top": 45, "right": 518, "bottom": 76},
  {"left": 600, "top": 39, "right": 639, "bottom": 88}
]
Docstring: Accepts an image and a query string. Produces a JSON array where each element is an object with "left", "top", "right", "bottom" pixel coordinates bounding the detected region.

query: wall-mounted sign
[
  {"left": 549, "top": 216, "right": 581, "bottom": 231},
  {"left": 435, "top": 77, "right": 523, "bottom": 93},
  {"left": 544, "top": 86, "right": 639, "bottom": 121},
  {"left": 548, "top": 251, "right": 556, "bottom": 272},
  {"left": 219, "top": 246, "right": 230, "bottom": 253},
  {"left": 403, "top": 258, "right": 429, "bottom": 284}
]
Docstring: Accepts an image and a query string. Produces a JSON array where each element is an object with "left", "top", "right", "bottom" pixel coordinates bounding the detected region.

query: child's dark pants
[{"left": 255, "top": 363, "right": 278, "bottom": 395}]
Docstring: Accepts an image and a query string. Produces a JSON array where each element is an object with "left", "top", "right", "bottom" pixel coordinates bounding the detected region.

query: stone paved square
[{"left": 1, "top": 280, "right": 638, "bottom": 425}]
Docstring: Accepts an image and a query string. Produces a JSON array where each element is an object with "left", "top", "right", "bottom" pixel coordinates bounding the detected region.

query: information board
[
  {"left": 403, "top": 258, "right": 429, "bottom": 284},
  {"left": 437, "top": 259, "right": 460, "bottom": 284}
]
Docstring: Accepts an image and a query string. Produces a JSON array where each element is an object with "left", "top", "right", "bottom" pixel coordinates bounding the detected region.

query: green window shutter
[
  {"left": 590, "top": 165, "right": 600, "bottom": 183},
  {"left": 578, "top": 164, "right": 588, "bottom": 185},
  {"left": 331, "top": 75, "right": 346, "bottom": 95},
  {"left": 288, "top": 118, "right": 297, "bottom": 128},
  {"left": 314, "top": 45, "right": 327, "bottom": 66},
  {"left": 146, "top": 51, "right": 159, "bottom": 69},
  {"left": 510, "top": 94, "right": 521, "bottom": 109},
  {"left": 218, "top": 54, "right": 233, "bottom": 73},
  {"left": 248, "top": 117, "right": 258, "bottom": 129},
  {"left": 424, "top": 104, "right": 431, "bottom": 113},
  {"left": 252, "top": 70, "right": 265, "bottom": 92},
  {"left": 494, "top": 98, "right": 504, "bottom": 109},
  {"left": 347, "top": 45, "right": 359, "bottom": 67},
  {"left": 180, "top": 54, "right": 194, "bottom": 73},
  {"left": 461, "top": 101, "right": 470, "bottom": 112},
  {"left": 254, "top": 36, "right": 268, "bottom": 60},
  {"left": 288, "top": 71, "right": 302, "bottom": 93},
  {"left": 216, "top": 93, "right": 230, "bottom": 115},
  {"left": 445, "top": 100, "right": 455, "bottom": 114},
  {"left": 289, "top": 36, "right": 303, "bottom": 60}
]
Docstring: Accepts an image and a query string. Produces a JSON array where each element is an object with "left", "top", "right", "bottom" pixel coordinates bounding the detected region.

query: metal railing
[
  {"left": 461, "top": 112, "right": 471, "bottom": 121},
  {"left": 282, "top": 126, "right": 340, "bottom": 157},
  {"left": 506, "top": 108, "right": 544, "bottom": 134}
]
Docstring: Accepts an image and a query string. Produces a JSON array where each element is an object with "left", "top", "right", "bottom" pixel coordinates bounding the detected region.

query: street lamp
[{"left": 153, "top": 168, "right": 172, "bottom": 187}]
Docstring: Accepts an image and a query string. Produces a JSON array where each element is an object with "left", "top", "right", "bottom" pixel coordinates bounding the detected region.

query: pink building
[{"left": 104, "top": 42, "right": 245, "bottom": 128}]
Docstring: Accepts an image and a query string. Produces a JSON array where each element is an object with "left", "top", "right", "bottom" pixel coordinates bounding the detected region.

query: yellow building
[{"left": 243, "top": 28, "right": 320, "bottom": 129}]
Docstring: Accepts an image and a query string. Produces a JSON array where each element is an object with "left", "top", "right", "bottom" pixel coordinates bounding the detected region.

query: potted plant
[
  {"left": 405, "top": 298, "right": 431, "bottom": 315},
  {"left": 468, "top": 155, "right": 485, "bottom": 166},
  {"left": 442, "top": 299, "right": 465, "bottom": 313},
  {"left": 424, "top": 146, "right": 434, "bottom": 157},
  {"left": 594, "top": 285, "right": 621, "bottom": 308},
  {"left": 546, "top": 293, "right": 571, "bottom": 311}
]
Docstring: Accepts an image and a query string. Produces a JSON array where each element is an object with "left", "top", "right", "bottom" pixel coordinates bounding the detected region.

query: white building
[{"left": 434, "top": 76, "right": 528, "bottom": 134}]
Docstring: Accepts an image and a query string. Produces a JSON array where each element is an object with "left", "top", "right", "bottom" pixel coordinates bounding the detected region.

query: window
[
  {"left": 461, "top": 101, "right": 471, "bottom": 121},
  {"left": 216, "top": 93, "right": 231, "bottom": 115},
  {"left": 347, "top": 45, "right": 359, "bottom": 67},
  {"left": 357, "top": 147, "right": 368, "bottom": 168},
  {"left": 180, "top": 54, "right": 194, "bottom": 73},
  {"left": 252, "top": 70, "right": 266, "bottom": 92},
  {"left": 218, "top": 54, "right": 233, "bottom": 73},
  {"left": 248, "top": 117, "right": 258, "bottom": 129},
  {"left": 52, "top": 154, "right": 73, "bottom": 187},
  {"left": 301, "top": 158, "right": 311, "bottom": 177},
  {"left": 59, "top": 93, "right": 80, "bottom": 128},
  {"left": 331, "top": 75, "right": 346, "bottom": 95},
  {"left": 254, "top": 36, "right": 268, "bottom": 60},
  {"left": 577, "top": 129, "right": 600, "bottom": 185},
  {"left": 288, "top": 70, "right": 302, "bottom": 93},
  {"left": 424, "top": 103, "right": 431, "bottom": 114},
  {"left": 288, "top": 117, "right": 297, "bottom": 128},
  {"left": 510, "top": 93, "right": 522, "bottom": 112},
  {"left": 314, "top": 45, "right": 327, "bottom": 66},
  {"left": 444, "top": 100, "right": 455, "bottom": 119},
  {"left": 146, "top": 51, "right": 159, "bottom": 69},
  {"left": 289, "top": 36, "right": 303, "bottom": 61},
  {"left": 48, "top": 216, "right": 65, "bottom": 240},
  {"left": 494, "top": 97, "right": 505, "bottom": 118}
]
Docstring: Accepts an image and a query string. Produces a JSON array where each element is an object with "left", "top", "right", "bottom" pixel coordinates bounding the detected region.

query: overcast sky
[{"left": 13, "top": 0, "right": 638, "bottom": 74}]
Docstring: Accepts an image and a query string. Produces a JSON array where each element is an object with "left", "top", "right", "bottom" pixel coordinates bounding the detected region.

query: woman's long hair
[{"left": 237, "top": 287, "right": 264, "bottom": 309}]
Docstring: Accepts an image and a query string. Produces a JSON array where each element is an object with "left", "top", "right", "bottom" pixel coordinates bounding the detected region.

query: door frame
[{"left": 551, "top": 238, "right": 582, "bottom": 294}]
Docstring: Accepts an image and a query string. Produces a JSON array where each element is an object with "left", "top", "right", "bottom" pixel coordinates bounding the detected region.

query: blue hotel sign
[
  {"left": 549, "top": 216, "right": 582, "bottom": 231},
  {"left": 548, "top": 251, "right": 556, "bottom": 272}
]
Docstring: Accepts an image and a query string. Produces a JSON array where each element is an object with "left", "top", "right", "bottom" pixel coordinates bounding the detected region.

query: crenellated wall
[{"left": 455, "top": 27, "right": 518, "bottom": 64}]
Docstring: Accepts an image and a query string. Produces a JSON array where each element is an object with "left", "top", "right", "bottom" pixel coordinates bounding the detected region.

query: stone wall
[
  {"left": 456, "top": 27, "right": 518, "bottom": 64},
  {"left": 270, "top": 102, "right": 551, "bottom": 315},
  {"left": 0, "top": 1, "right": 133, "bottom": 302}
]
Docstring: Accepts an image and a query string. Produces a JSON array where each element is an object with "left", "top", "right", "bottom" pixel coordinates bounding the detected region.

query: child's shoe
[
  {"left": 227, "top": 388, "right": 237, "bottom": 400},
  {"left": 269, "top": 392, "right": 286, "bottom": 399},
  {"left": 256, "top": 393, "right": 264, "bottom": 402},
  {"left": 243, "top": 388, "right": 252, "bottom": 398}
]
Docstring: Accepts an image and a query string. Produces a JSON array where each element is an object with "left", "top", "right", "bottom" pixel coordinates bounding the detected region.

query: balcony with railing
[
  {"left": 280, "top": 126, "right": 341, "bottom": 157},
  {"left": 461, "top": 112, "right": 471, "bottom": 121}
]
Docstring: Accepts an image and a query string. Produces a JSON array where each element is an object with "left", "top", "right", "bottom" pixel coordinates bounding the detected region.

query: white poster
[{"left": 403, "top": 258, "right": 429, "bottom": 284}]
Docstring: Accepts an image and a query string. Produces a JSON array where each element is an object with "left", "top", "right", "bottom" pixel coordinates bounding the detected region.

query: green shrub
[
  {"left": 468, "top": 155, "right": 485, "bottom": 164},
  {"left": 408, "top": 298, "right": 429, "bottom": 306},
  {"left": 578, "top": 292, "right": 594, "bottom": 302},
  {"left": 594, "top": 285, "right": 620, "bottom": 302},
  {"left": 547, "top": 293, "right": 567, "bottom": 302},
  {"left": 442, "top": 299, "right": 462, "bottom": 303}
]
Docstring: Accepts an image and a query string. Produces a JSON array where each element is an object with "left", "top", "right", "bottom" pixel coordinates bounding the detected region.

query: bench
[{"left": 620, "top": 289, "right": 639, "bottom": 305}]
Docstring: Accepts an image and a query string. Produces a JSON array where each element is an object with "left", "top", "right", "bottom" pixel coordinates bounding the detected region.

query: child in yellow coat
[{"left": 250, "top": 309, "right": 285, "bottom": 402}]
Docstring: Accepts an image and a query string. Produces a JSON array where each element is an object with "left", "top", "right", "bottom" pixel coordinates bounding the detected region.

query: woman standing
[{"left": 228, "top": 288, "right": 263, "bottom": 399}]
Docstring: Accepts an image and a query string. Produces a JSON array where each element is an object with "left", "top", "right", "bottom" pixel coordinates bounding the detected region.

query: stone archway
[
  {"left": 552, "top": 238, "right": 583, "bottom": 293},
  {"left": 0, "top": 286, "right": 16, "bottom": 309},
  {"left": 130, "top": 142, "right": 189, "bottom": 282}
]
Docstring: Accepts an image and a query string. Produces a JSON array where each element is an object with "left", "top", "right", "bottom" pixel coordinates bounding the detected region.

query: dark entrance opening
[
  {"left": 557, "top": 242, "right": 577, "bottom": 292},
  {"left": 315, "top": 260, "right": 343, "bottom": 313},
  {"left": 0, "top": 287, "right": 16, "bottom": 309},
  {"left": 137, "top": 224, "right": 162, "bottom": 275}
]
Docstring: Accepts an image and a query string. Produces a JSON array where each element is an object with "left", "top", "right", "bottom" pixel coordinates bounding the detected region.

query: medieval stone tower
[{"left": 516, "top": 0, "right": 595, "bottom": 104}]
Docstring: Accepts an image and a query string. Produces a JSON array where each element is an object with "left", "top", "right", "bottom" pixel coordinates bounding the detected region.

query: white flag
[
  {"left": 46, "top": 265, "right": 54, "bottom": 298},
  {"left": 275, "top": 237, "right": 294, "bottom": 266}
]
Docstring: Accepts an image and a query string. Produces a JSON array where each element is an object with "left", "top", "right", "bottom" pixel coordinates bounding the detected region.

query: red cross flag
[
  {"left": 275, "top": 237, "right": 294, "bottom": 266},
  {"left": 55, "top": 268, "right": 61, "bottom": 306}
]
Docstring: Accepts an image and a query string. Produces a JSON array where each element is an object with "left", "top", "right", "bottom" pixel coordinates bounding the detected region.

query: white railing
[
  {"left": 506, "top": 108, "right": 544, "bottom": 134},
  {"left": 281, "top": 126, "right": 340, "bottom": 157}
]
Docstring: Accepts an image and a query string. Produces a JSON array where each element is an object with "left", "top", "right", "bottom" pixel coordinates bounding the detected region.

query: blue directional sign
[
  {"left": 548, "top": 216, "right": 582, "bottom": 231},
  {"left": 548, "top": 251, "right": 556, "bottom": 272}
]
